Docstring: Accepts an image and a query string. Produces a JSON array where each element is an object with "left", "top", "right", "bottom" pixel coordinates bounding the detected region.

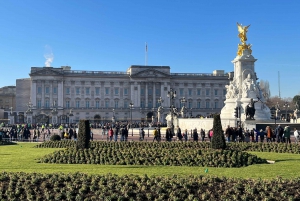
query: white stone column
[
  {"left": 41, "top": 81, "right": 45, "bottom": 108},
  {"left": 58, "top": 81, "right": 64, "bottom": 108},
  {"left": 145, "top": 83, "right": 148, "bottom": 108},
  {"left": 137, "top": 83, "right": 141, "bottom": 107},
  {"left": 50, "top": 81, "right": 53, "bottom": 107},
  {"left": 31, "top": 81, "right": 37, "bottom": 107},
  {"left": 153, "top": 83, "right": 156, "bottom": 108}
]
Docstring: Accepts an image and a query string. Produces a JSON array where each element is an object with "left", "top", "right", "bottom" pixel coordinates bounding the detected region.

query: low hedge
[
  {"left": 35, "top": 141, "right": 300, "bottom": 154},
  {"left": 0, "top": 172, "right": 299, "bottom": 200},
  {"left": 38, "top": 145, "right": 267, "bottom": 167}
]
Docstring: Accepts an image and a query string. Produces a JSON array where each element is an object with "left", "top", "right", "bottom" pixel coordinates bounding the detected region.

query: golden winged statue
[
  {"left": 237, "top": 22, "right": 250, "bottom": 43},
  {"left": 236, "top": 22, "right": 252, "bottom": 56}
]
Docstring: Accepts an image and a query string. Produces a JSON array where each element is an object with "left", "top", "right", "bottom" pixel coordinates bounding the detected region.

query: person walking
[
  {"left": 183, "top": 129, "right": 188, "bottom": 142},
  {"left": 108, "top": 128, "right": 113, "bottom": 141},
  {"left": 193, "top": 128, "right": 198, "bottom": 141},
  {"left": 293, "top": 128, "right": 299, "bottom": 144},
  {"left": 266, "top": 126, "right": 273, "bottom": 143},
  {"left": 284, "top": 125, "right": 291, "bottom": 144},
  {"left": 139, "top": 128, "right": 145, "bottom": 141},
  {"left": 166, "top": 128, "right": 172, "bottom": 142},
  {"left": 176, "top": 126, "right": 183, "bottom": 141},
  {"left": 200, "top": 129, "right": 205, "bottom": 142},
  {"left": 153, "top": 128, "right": 159, "bottom": 142},
  {"left": 225, "top": 125, "right": 232, "bottom": 142}
]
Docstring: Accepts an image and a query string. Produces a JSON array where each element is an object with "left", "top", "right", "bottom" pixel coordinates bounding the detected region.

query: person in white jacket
[{"left": 294, "top": 128, "right": 299, "bottom": 144}]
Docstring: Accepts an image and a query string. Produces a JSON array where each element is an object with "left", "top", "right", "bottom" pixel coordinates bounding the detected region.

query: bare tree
[{"left": 259, "top": 80, "right": 271, "bottom": 100}]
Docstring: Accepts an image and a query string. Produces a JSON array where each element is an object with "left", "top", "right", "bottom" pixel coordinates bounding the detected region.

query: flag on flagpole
[{"left": 145, "top": 43, "right": 147, "bottom": 52}]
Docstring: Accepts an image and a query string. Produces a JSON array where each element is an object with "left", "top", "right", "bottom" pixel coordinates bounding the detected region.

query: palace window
[
  {"left": 76, "top": 87, "right": 80, "bottom": 95},
  {"left": 115, "top": 88, "right": 119, "bottom": 95},
  {"left": 141, "top": 100, "right": 145, "bottom": 108},
  {"left": 179, "top": 88, "right": 184, "bottom": 96},
  {"left": 95, "top": 87, "right": 100, "bottom": 95},
  {"left": 45, "top": 100, "right": 50, "bottom": 108},
  {"left": 206, "top": 89, "right": 210, "bottom": 96},
  {"left": 66, "top": 101, "right": 70, "bottom": 109},
  {"left": 205, "top": 101, "right": 210, "bottom": 108},
  {"left": 76, "top": 100, "right": 80, "bottom": 108},
  {"left": 197, "top": 101, "right": 201, "bottom": 108},
  {"left": 124, "top": 88, "right": 128, "bottom": 95},
  {"left": 188, "top": 101, "right": 192, "bottom": 109},
  {"left": 214, "top": 101, "right": 218, "bottom": 109},
  {"left": 105, "top": 100, "right": 109, "bottom": 108},
  {"left": 53, "top": 87, "right": 57, "bottom": 94},
  {"left": 95, "top": 101, "right": 100, "bottom": 109},
  {"left": 66, "top": 87, "right": 70, "bottom": 95},
  {"left": 85, "top": 87, "right": 90, "bottom": 95},
  {"left": 124, "top": 100, "right": 128, "bottom": 108},
  {"left": 197, "top": 89, "right": 201, "bottom": 96},
  {"left": 105, "top": 88, "right": 109, "bottom": 95},
  {"left": 114, "top": 100, "right": 118, "bottom": 108},
  {"left": 37, "top": 87, "right": 42, "bottom": 94},
  {"left": 214, "top": 89, "right": 218, "bottom": 96},
  {"left": 37, "top": 100, "right": 41, "bottom": 108},
  {"left": 45, "top": 87, "right": 49, "bottom": 94},
  {"left": 85, "top": 101, "right": 90, "bottom": 108}
]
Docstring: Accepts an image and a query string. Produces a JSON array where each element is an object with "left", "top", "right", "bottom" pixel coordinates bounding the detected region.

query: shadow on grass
[
  {"left": 275, "top": 159, "right": 300, "bottom": 162},
  {"left": 0, "top": 142, "right": 18, "bottom": 146}
]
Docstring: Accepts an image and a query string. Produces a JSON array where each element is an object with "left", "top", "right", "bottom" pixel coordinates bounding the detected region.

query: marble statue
[
  {"left": 157, "top": 106, "right": 163, "bottom": 122},
  {"left": 242, "top": 74, "right": 259, "bottom": 98},
  {"left": 180, "top": 105, "right": 187, "bottom": 118},
  {"left": 225, "top": 80, "right": 239, "bottom": 99}
]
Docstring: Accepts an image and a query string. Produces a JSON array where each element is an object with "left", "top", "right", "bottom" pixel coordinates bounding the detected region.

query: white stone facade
[{"left": 16, "top": 65, "right": 229, "bottom": 124}]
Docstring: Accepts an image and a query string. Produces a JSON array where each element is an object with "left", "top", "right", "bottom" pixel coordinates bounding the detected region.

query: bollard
[
  {"left": 132, "top": 128, "right": 133, "bottom": 136},
  {"left": 191, "top": 129, "right": 193, "bottom": 139},
  {"left": 148, "top": 129, "right": 149, "bottom": 137}
]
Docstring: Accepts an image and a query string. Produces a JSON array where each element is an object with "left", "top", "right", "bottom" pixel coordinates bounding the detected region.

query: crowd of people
[
  {"left": 0, "top": 122, "right": 299, "bottom": 144},
  {"left": 224, "top": 124, "right": 299, "bottom": 144}
]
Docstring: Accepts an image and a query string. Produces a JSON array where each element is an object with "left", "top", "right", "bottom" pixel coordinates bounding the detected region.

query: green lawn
[{"left": 1, "top": 142, "right": 300, "bottom": 179}]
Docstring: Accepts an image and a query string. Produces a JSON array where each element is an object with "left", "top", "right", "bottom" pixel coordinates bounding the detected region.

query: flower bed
[
  {"left": 0, "top": 172, "right": 299, "bottom": 200},
  {"left": 38, "top": 144, "right": 266, "bottom": 167},
  {"left": 35, "top": 141, "right": 300, "bottom": 154}
]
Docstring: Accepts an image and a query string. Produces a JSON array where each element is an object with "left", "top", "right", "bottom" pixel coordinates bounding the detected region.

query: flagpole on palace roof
[{"left": 145, "top": 42, "right": 148, "bottom": 66}]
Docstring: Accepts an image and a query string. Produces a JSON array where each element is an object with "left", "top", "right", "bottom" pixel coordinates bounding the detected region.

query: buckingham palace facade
[{"left": 15, "top": 65, "right": 229, "bottom": 124}]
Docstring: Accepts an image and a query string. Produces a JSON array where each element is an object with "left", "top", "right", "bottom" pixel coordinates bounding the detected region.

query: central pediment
[
  {"left": 130, "top": 68, "right": 170, "bottom": 78},
  {"left": 30, "top": 67, "right": 64, "bottom": 76}
]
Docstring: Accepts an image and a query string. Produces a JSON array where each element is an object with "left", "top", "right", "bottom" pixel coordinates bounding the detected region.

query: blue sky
[{"left": 0, "top": 0, "right": 299, "bottom": 98}]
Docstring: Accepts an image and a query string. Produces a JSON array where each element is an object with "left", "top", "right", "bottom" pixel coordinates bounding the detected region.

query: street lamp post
[
  {"left": 270, "top": 106, "right": 276, "bottom": 127},
  {"left": 167, "top": 88, "right": 176, "bottom": 135},
  {"left": 283, "top": 101, "right": 290, "bottom": 122},
  {"left": 129, "top": 102, "right": 134, "bottom": 136},
  {"left": 275, "top": 102, "right": 280, "bottom": 121}
]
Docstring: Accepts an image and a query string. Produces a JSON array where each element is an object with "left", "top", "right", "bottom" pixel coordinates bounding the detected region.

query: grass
[{"left": 1, "top": 142, "right": 300, "bottom": 179}]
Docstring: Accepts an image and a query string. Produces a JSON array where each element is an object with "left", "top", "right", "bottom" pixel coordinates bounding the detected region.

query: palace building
[{"left": 15, "top": 65, "right": 229, "bottom": 124}]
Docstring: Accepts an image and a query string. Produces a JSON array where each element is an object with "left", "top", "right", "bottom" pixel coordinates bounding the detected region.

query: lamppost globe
[
  {"left": 167, "top": 88, "right": 176, "bottom": 135},
  {"left": 283, "top": 101, "right": 290, "bottom": 122}
]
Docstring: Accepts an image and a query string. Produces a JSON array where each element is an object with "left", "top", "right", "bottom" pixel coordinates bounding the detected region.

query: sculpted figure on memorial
[
  {"left": 225, "top": 80, "right": 239, "bottom": 99},
  {"left": 242, "top": 74, "right": 258, "bottom": 98},
  {"left": 180, "top": 105, "right": 187, "bottom": 118},
  {"left": 157, "top": 106, "right": 164, "bottom": 122},
  {"left": 294, "top": 103, "right": 299, "bottom": 121}
]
